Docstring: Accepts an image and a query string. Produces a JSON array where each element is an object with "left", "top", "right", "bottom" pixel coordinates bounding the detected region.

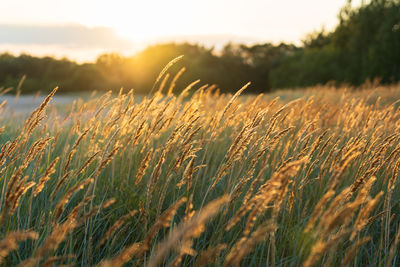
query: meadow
[{"left": 0, "top": 71, "right": 400, "bottom": 266}]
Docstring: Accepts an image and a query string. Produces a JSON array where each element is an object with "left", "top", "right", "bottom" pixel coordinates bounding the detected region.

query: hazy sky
[{"left": 0, "top": 0, "right": 362, "bottom": 61}]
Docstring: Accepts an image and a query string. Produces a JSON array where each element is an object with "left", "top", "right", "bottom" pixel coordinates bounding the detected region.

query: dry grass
[{"left": 0, "top": 66, "right": 400, "bottom": 266}]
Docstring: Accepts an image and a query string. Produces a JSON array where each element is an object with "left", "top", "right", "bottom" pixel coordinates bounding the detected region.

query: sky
[{"left": 0, "top": 0, "right": 362, "bottom": 62}]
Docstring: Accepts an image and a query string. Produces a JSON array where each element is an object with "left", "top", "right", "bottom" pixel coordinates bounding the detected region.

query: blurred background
[{"left": 0, "top": 0, "right": 399, "bottom": 94}]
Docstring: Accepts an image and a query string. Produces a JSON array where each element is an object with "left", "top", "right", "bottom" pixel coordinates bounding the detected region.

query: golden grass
[{"left": 0, "top": 67, "right": 400, "bottom": 266}]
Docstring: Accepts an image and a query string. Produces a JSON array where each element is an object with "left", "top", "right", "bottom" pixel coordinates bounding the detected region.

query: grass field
[{"left": 0, "top": 78, "right": 400, "bottom": 266}]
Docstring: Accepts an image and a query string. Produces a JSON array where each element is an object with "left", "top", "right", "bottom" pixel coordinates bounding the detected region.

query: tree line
[{"left": 1, "top": 0, "right": 399, "bottom": 94}]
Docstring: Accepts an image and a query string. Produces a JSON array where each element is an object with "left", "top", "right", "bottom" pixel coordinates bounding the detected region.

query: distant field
[
  {"left": 1, "top": 94, "right": 80, "bottom": 116},
  {"left": 0, "top": 92, "right": 147, "bottom": 117},
  {"left": 0, "top": 82, "right": 400, "bottom": 266}
]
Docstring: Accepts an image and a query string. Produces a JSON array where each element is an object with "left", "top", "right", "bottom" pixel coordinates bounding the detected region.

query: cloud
[{"left": 0, "top": 24, "right": 132, "bottom": 50}]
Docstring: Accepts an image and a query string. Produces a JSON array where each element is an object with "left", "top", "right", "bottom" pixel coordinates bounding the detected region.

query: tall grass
[{"left": 0, "top": 69, "right": 400, "bottom": 266}]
